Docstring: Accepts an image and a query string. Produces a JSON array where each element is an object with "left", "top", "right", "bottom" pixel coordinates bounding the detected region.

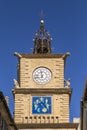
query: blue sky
[{"left": 0, "top": 0, "right": 87, "bottom": 121}]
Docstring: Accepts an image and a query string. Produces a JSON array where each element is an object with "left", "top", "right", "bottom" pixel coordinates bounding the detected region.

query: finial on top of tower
[
  {"left": 40, "top": 19, "right": 44, "bottom": 25},
  {"left": 33, "top": 20, "right": 52, "bottom": 54}
]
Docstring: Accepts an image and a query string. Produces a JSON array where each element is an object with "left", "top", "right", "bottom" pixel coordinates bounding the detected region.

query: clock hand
[
  {"left": 40, "top": 71, "right": 43, "bottom": 78},
  {"left": 35, "top": 76, "right": 39, "bottom": 78},
  {"left": 34, "top": 75, "right": 40, "bottom": 79}
]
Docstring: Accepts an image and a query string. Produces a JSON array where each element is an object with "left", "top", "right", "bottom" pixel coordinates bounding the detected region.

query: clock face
[
  {"left": 32, "top": 96, "right": 52, "bottom": 114},
  {"left": 33, "top": 67, "right": 52, "bottom": 84}
]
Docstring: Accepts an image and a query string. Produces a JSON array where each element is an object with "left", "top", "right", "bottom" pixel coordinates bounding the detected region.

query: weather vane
[{"left": 39, "top": 10, "right": 45, "bottom": 20}]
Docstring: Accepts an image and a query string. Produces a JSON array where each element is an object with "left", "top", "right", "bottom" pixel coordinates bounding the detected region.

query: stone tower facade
[{"left": 12, "top": 20, "right": 78, "bottom": 130}]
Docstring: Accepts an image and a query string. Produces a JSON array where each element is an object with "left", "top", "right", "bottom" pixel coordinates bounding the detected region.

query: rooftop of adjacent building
[
  {"left": 0, "top": 91, "right": 18, "bottom": 130},
  {"left": 82, "top": 78, "right": 87, "bottom": 101}
]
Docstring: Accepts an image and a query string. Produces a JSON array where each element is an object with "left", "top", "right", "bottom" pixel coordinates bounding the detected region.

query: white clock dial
[{"left": 33, "top": 67, "right": 52, "bottom": 84}]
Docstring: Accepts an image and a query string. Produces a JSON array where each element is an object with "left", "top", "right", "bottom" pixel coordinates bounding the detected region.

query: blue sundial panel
[{"left": 32, "top": 96, "right": 52, "bottom": 114}]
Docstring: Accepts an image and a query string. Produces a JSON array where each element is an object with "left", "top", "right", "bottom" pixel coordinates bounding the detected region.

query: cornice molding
[
  {"left": 14, "top": 52, "right": 70, "bottom": 59},
  {"left": 12, "top": 88, "right": 72, "bottom": 95},
  {"left": 16, "top": 123, "right": 78, "bottom": 129}
]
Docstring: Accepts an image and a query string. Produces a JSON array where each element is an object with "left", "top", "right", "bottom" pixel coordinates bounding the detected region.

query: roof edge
[
  {"left": 82, "top": 77, "right": 87, "bottom": 101},
  {"left": 14, "top": 52, "right": 70, "bottom": 59}
]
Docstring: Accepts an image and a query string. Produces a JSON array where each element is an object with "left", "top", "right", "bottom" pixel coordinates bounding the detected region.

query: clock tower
[{"left": 12, "top": 20, "right": 78, "bottom": 130}]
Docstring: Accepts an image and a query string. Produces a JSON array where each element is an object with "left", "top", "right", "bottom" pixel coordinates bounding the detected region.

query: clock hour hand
[{"left": 40, "top": 71, "right": 44, "bottom": 78}]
